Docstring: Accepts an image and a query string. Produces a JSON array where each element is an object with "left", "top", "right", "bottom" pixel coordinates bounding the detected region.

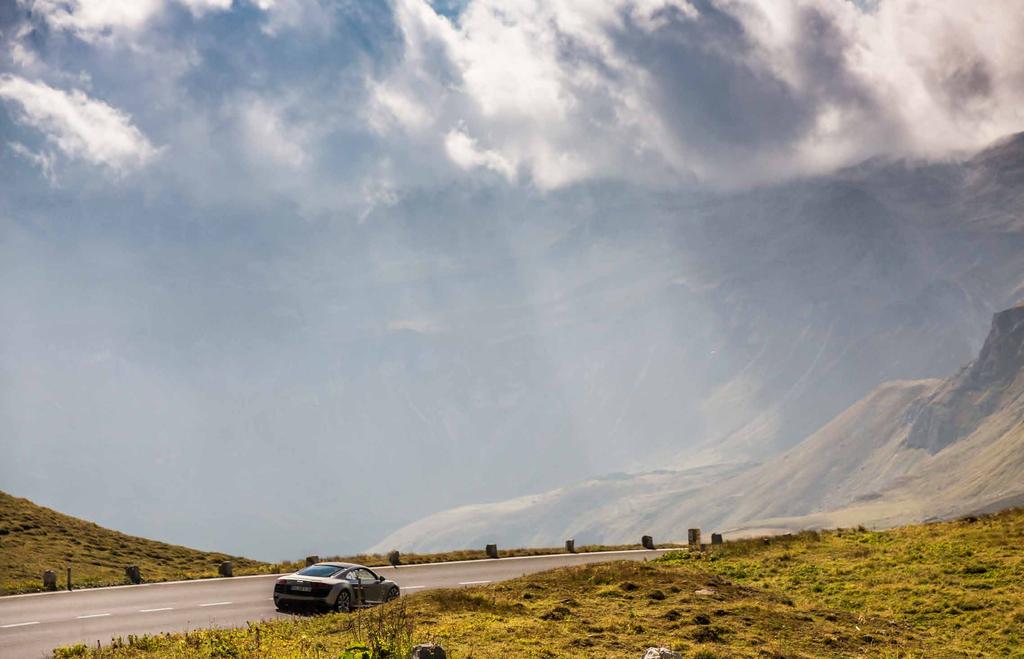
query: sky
[{"left": 1, "top": 0, "right": 1023, "bottom": 559}]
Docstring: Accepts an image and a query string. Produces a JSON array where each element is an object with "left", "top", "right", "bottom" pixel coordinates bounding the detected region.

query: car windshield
[{"left": 296, "top": 565, "right": 340, "bottom": 578}]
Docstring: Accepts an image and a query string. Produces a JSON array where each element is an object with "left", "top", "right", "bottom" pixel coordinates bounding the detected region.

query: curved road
[{"left": 0, "top": 548, "right": 671, "bottom": 658}]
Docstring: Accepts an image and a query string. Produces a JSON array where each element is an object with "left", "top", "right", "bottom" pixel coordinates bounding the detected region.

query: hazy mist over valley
[{"left": 3, "top": 0, "right": 1024, "bottom": 562}]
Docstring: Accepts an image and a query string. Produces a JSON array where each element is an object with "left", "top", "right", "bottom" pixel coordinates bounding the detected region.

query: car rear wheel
[
  {"left": 384, "top": 586, "right": 400, "bottom": 602},
  {"left": 335, "top": 590, "right": 351, "bottom": 613}
]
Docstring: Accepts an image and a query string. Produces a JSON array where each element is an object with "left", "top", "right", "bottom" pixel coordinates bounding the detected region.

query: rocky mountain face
[{"left": 369, "top": 135, "right": 1024, "bottom": 553}]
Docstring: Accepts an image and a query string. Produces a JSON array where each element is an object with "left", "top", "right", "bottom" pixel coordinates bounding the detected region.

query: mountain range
[{"left": 370, "top": 135, "right": 1024, "bottom": 553}]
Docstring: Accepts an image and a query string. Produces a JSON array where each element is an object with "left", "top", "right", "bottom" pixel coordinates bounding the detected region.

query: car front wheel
[
  {"left": 384, "top": 586, "right": 399, "bottom": 602},
  {"left": 335, "top": 590, "right": 351, "bottom": 613}
]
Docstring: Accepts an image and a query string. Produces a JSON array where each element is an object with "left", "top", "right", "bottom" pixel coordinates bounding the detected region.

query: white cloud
[
  {"left": 444, "top": 128, "right": 516, "bottom": 181},
  {"left": 379, "top": 0, "right": 1024, "bottom": 189},
  {"left": 237, "top": 98, "right": 309, "bottom": 169},
  {"left": 0, "top": 75, "right": 159, "bottom": 174},
  {"left": 26, "top": 0, "right": 166, "bottom": 38},
  {"left": 24, "top": 0, "right": 236, "bottom": 42},
  {"left": 387, "top": 318, "right": 444, "bottom": 334},
  {"left": 8, "top": 142, "right": 58, "bottom": 184}
]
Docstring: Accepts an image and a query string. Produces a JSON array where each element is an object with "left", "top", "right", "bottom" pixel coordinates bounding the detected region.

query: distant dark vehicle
[{"left": 273, "top": 562, "right": 400, "bottom": 612}]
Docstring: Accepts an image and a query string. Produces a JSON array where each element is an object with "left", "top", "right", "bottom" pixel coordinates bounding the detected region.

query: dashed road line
[
  {"left": 402, "top": 585, "right": 425, "bottom": 590},
  {"left": 458, "top": 580, "right": 490, "bottom": 585},
  {"left": 76, "top": 613, "right": 110, "bottom": 619},
  {"left": 199, "top": 601, "right": 232, "bottom": 607},
  {"left": 139, "top": 607, "right": 174, "bottom": 613},
  {"left": 1, "top": 621, "right": 40, "bottom": 628}
]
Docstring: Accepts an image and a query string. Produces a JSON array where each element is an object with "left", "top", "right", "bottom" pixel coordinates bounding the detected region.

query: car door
[{"left": 350, "top": 568, "right": 385, "bottom": 603}]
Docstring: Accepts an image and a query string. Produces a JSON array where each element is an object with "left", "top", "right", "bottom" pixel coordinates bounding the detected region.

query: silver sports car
[{"left": 273, "top": 562, "right": 400, "bottom": 612}]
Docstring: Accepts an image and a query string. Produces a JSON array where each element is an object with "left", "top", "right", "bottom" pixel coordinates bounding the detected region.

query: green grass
[
  {"left": 658, "top": 510, "right": 1024, "bottom": 656},
  {"left": 52, "top": 508, "right": 1024, "bottom": 658},
  {"left": 0, "top": 490, "right": 674, "bottom": 595}
]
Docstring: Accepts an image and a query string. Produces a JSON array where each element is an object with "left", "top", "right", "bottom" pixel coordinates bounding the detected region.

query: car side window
[{"left": 349, "top": 568, "right": 375, "bottom": 583}]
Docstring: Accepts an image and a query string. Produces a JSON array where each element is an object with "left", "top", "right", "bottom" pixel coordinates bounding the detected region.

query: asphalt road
[{"left": 0, "top": 548, "right": 671, "bottom": 658}]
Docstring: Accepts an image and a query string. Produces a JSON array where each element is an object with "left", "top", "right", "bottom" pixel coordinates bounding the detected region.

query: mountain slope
[
  {"left": 731, "top": 304, "right": 1024, "bottom": 531},
  {"left": 0, "top": 491, "right": 268, "bottom": 594},
  {"left": 374, "top": 305, "right": 1024, "bottom": 552}
]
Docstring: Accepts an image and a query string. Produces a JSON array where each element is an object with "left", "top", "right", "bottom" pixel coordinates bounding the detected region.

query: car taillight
[{"left": 276, "top": 578, "right": 287, "bottom": 585}]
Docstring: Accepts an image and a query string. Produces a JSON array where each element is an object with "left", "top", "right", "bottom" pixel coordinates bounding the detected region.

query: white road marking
[
  {"left": 458, "top": 580, "right": 491, "bottom": 585},
  {"left": 1, "top": 621, "right": 40, "bottom": 628},
  {"left": 402, "top": 586, "right": 425, "bottom": 590},
  {"left": 76, "top": 613, "right": 110, "bottom": 619},
  {"left": 139, "top": 607, "right": 174, "bottom": 613},
  {"left": 199, "top": 601, "right": 232, "bottom": 607}
]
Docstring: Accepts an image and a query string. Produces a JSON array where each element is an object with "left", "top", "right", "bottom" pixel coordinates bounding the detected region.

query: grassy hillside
[
  {"left": 55, "top": 509, "right": 1024, "bottom": 658},
  {"left": 0, "top": 491, "right": 271, "bottom": 594}
]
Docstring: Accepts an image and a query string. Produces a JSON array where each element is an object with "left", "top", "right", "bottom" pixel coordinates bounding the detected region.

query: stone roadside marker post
[
  {"left": 485, "top": 544, "right": 499, "bottom": 559},
  {"left": 711, "top": 533, "right": 723, "bottom": 545},
  {"left": 565, "top": 539, "right": 575, "bottom": 553},
  {"left": 43, "top": 570, "right": 57, "bottom": 590},
  {"left": 125, "top": 565, "right": 142, "bottom": 584},
  {"left": 305, "top": 555, "right": 320, "bottom": 567},
  {"left": 219, "top": 561, "right": 233, "bottom": 577},
  {"left": 688, "top": 528, "right": 702, "bottom": 549},
  {"left": 642, "top": 535, "right": 655, "bottom": 550}
]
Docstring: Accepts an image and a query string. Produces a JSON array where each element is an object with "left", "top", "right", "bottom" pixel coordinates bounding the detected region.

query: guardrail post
[
  {"left": 66, "top": 567, "right": 72, "bottom": 591},
  {"left": 485, "top": 544, "right": 499, "bottom": 559}
]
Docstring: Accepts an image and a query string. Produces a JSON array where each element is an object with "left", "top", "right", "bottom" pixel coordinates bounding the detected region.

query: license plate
[{"left": 292, "top": 585, "right": 312, "bottom": 592}]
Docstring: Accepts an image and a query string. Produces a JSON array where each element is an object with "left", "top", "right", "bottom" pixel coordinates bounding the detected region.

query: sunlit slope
[
  {"left": 730, "top": 303, "right": 1024, "bottom": 532},
  {"left": 0, "top": 491, "right": 268, "bottom": 594}
]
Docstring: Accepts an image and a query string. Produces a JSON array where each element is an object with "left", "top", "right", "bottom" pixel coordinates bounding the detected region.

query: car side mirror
[{"left": 378, "top": 575, "right": 385, "bottom": 582}]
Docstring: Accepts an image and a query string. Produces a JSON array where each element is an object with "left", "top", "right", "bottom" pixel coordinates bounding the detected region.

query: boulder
[
  {"left": 43, "top": 570, "right": 57, "bottom": 591},
  {"left": 641, "top": 535, "right": 655, "bottom": 550},
  {"left": 388, "top": 550, "right": 401, "bottom": 567},
  {"left": 219, "top": 561, "right": 233, "bottom": 577},
  {"left": 711, "top": 533, "right": 723, "bottom": 545},
  {"left": 565, "top": 539, "right": 575, "bottom": 553},
  {"left": 485, "top": 544, "right": 499, "bottom": 559},
  {"left": 642, "top": 647, "right": 681, "bottom": 659},
  {"left": 410, "top": 643, "right": 447, "bottom": 659},
  {"left": 305, "top": 555, "right": 320, "bottom": 567}
]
